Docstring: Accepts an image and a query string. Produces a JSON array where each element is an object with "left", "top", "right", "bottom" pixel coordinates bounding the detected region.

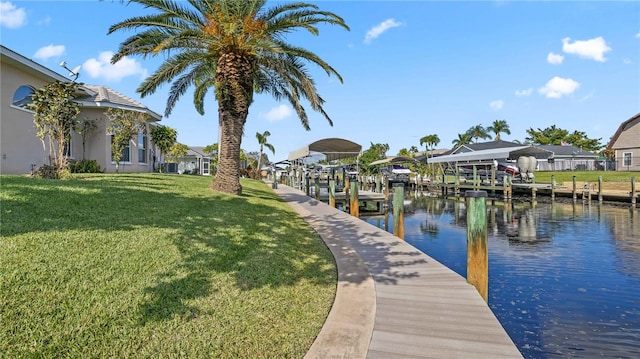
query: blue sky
[{"left": 2, "top": 1, "right": 639, "bottom": 161}]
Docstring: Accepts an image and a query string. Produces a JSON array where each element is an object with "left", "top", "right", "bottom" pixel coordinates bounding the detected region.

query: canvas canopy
[
  {"left": 369, "top": 156, "right": 419, "bottom": 166},
  {"left": 288, "top": 138, "right": 362, "bottom": 162},
  {"left": 428, "top": 146, "right": 552, "bottom": 164}
]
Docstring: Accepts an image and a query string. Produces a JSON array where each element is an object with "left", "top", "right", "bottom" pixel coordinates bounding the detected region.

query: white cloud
[
  {"left": 546, "top": 52, "right": 564, "bottom": 65},
  {"left": 33, "top": 44, "right": 65, "bottom": 61},
  {"left": 265, "top": 104, "right": 292, "bottom": 121},
  {"left": 490, "top": 100, "right": 504, "bottom": 110},
  {"left": 561, "top": 36, "right": 611, "bottom": 62},
  {"left": 83, "top": 51, "right": 148, "bottom": 82},
  {"left": 0, "top": 1, "right": 27, "bottom": 28},
  {"left": 364, "top": 18, "right": 401, "bottom": 44},
  {"left": 623, "top": 58, "right": 632, "bottom": 65},
  {"left": 515, "top": 88, "right": 533, "bottom": 97},
  {"left": 538, "top": 76, "right": 580, "bottom": 99}
]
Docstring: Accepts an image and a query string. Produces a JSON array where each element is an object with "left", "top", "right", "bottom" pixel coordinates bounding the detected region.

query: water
[{"left": 366, "top": 197, "right": 640, "bottom": 359}]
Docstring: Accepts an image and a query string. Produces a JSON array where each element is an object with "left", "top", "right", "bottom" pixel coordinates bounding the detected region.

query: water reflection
[{"left": 366, "top": 198, "right": 640, "bottom": 359}]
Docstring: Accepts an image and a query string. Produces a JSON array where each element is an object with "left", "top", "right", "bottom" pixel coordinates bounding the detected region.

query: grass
[
  {"left": 0, "top": 174, "right": 337, "bottom": 358},
  {"left": 534, "top": 170, "right": 640, "bottom": 183}
]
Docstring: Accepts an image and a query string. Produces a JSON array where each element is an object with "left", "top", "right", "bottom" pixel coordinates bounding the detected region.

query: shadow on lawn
[{"left": 1, "top": 174, "right": 335, "bottom": 323}]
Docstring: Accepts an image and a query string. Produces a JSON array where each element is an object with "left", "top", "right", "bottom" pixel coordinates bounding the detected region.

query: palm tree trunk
[{"left": 210, "top": 52, "right": 254, "bottom": 195}]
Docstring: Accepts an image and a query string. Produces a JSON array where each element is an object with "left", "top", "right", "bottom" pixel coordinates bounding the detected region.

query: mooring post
[
  {"left": 598, "top": 176, "right": 603, "bottom": 202},
  {"left": 551, "top": 175, "right": 556, "bottom": 201},
  {"left": 376, "top": 175, "right": 381, "bottom": 193},
  {"left": 314, "top": 176, "right": 320, "bottom": 200},
  {"left": 329, "top": 179, "right": 336, "bottom": 208},
  {"left": 305, "top": 175, "right": 311, "bottom": 196},
  {"left": 350, "top": 178, "right": 359, "bottom": 217},
  {"left": 392, "top": 183, "right": 405, "bottom": 239},
  {"left": 572, "top": 176, "right": 577, "bottom": 202},
  {"left": 466, "top": 190, "right": 488, "bottom": 303},
  {"left": 344, "top": 176, "right": 350, "bottom": 211},
  {"left": 631, "top": 176, "right": 637, "bottom": 207}
]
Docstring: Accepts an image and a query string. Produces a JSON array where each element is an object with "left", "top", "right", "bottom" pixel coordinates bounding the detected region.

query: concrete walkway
[{"left": 272, "top": 184, "right": 523, "bottom": 359}]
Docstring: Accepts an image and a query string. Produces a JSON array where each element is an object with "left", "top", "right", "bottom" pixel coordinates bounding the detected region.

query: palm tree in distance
[
  {"left": 466, "top": 124, "right": 491, "bottom": 143},
  {"left": 419, "top": 134, "right": 440, "bottom": 159},
  {"left": 487, "top": 119, "right": 511, "bottom": 141},
  {"left": 255, "top": 130, "right": 275, "bottom": 179},
  {"left": 452, "top": 132, "right": 473, "bottom": 148},
  {"left": 108, "top": 0, "right": 349, "bottom": 195}
]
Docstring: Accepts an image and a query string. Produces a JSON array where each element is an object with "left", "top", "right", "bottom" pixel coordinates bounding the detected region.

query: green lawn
[
  {"left": 0, "top": 174, "right": 336, "bottom": 358},
  {"left": 534, "top": 171, "right": 640, "bottom": 183}
]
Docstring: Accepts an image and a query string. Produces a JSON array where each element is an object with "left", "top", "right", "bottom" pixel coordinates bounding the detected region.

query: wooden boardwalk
[{"left": 272, "top": 184, "right": 523, "bottom": 359}]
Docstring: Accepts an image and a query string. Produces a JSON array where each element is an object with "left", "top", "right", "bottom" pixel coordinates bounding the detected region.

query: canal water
[{"left": 365, "top": 197, "right": 640, "bottom": 359}]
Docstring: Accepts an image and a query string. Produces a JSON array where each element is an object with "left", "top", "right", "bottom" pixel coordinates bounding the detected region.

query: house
[
  {"left": 1, "top": 45, "right": 162, "bottom": 175},
  {"left": 607, "top": 113, "right": 640, "bottom": 172},
  {"left": 535, "top": 145, "right": 599, "bottom": 171},
  {"left": 165, "top": 146, "right": 212, "bottom": 175}
]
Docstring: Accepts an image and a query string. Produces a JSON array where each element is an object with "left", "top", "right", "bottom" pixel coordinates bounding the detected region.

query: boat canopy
[
  {"left": 369, "top": 156, "right": 419, "bottom": 166},
  {"left": 428, "top": 146, "right": 552, "bottom": 164},
  {"left": 288, "top": 138, "right": 362, "bottom": 162}
]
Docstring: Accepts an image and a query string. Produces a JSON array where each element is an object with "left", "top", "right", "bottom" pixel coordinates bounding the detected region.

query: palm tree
[
  {"left": 255, "top": 130, "right": 275, "bottom": 179},
  {"left": 466, "top": 124, "right": 491, "bottom": 143},
  {"left": 451, "top": 132, "right": 473, "bottom": 148},
  {"left": 487, "top": 119, "right": 511, "bottom": 141},
  {"left": 419, "top": 134, "right": 440, "bottom": 159},
  {"left": 108, "top": 0, "right": 349, "bottom": 195}
]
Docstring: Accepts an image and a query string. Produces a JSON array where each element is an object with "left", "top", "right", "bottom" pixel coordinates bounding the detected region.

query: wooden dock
[{"left": 273, "top": 184, "right": 523, "bottom": 359}]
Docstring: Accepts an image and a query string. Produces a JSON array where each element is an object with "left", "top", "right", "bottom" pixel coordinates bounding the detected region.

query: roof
[
  {"left": 607, "top": 112, "right": 640, "bottom": 149},
  {"left": 369, "top": 156, "right": 418, "bottom": 166},
  {"left": 288, "top": 138, "right": 361, "bottom": 162},
  {"left": 428, "top": 145, "right": 553, "bottom": 164},
  {"left": 1, "top": 44, "right": 161, "bottom": 121},
  {"left": 453, "top": 140, "right": 523, "bottom": 154},
  {"left": 76, "top": 85, "right": 162, "bottom": 120},
  {"left": 537, "top": 145, "right": 598, "bottom": 158}
]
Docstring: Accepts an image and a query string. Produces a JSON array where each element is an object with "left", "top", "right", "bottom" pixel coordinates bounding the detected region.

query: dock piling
[
  {"left": 392, "top": 183, "right": 405, "bottom": 239},
  {"left": 466, "top": 190, "right": 488, "bottom": 303}
]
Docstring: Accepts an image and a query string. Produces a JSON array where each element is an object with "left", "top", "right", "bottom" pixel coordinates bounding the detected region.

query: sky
[{"left": 1, "top": 0, "right": 639, "bottom": 162}]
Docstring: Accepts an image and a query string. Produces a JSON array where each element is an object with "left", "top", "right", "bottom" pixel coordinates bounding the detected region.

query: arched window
[{"left": 12, "top": 85, "right": 35, "bottom": 108}]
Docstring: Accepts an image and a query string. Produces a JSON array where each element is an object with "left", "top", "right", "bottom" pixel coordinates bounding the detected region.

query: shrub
[{"left": 70, "top": 160, "right": 102, "bottom": 173}]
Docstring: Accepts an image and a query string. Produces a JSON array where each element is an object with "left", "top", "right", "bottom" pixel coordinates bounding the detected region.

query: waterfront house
[
  {"left": 607, "top": 113, "right": 640, "bottom": 172},
  {"left": 1, "top": 45, "right": 162, "bottom": 175}
]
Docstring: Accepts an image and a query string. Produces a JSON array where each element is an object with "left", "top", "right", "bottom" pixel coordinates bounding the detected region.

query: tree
[
  {"left": 166, "top": 143, "right": 189, "bottom": 164},
  {"left": 397, "top": 148, "right": 412, "bottom": 157},
  {"left": 466, "top": 124, "right": 491, "bottom": 143},
  {"left": 73, "top": 117, "right": 98, "bottom": 160},
  {"left": 451, "top": 132, "right": 473, "bottom": 148},
  {"left": 106, "top": 107, "right": 146, "bottom": 173},
  {"left": 419, "top": 134, "right": 440, "bottom": 158},
  {"left": 109, "top": 0, "right": 349, "bottom": 195},
  {"left": 409, "top": 146, "right": 419, "bottom": 157},
  {"left": 150, "top": 125, "right": 178, "bottom": 172},
  {"left": 255, "top": 131, "right": 275, "bottom": 179},
  {"left": 27, "top": 80, "right": 81, "bottom": 179},
  {"left": 487, "top": 119, "right": 511, "bottom": 141},
  {"left": 525, "top": 125, "right": 603, "bottom": 152},
  {"left": 358, "top": 142, "right": 389, "bottom": 174}
]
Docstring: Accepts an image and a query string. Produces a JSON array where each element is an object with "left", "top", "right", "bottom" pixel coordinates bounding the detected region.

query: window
[
  {"left": 623, "top": 152, "right": 632, "bottom": 167},
  {"left": 138, "top": 133, "right": 147, "bottom": 163},
  {"left": 111, "top": 135, "right": 130, "bottom": 162},
  {"left": 12, "top": 85, "right": 35, "bottom": 109}
]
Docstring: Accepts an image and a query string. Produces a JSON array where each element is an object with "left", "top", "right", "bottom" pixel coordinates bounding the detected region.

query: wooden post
[
  {"left": 344, "top": 176, "right": 350, "bottom": 212},
  {"left": 598, "top": 175, "right": 603, "bottom": 202},
  {"left": 376, "top": 175, "right": 381, "bottom": 193},
  {"left": 455, "top": 166, "right": 460, "bottom": 197},
  {"left": 473, "top": 165, "right": 478, "bottom": 191},
  {"left": 329, "top": 179, "right": 336, "bottom": 208},
  {"left": 314, "top": 177, "right": 320, "bottom": 200},
  {"left": 305, "top": 175, "right": 310, "bottom": 196},
  {"left": 572, "top": 175, "right": 577, "bottom": 202},
  {"left": 551, "top": 175, "right": 556, "bottom": 201},
  {"left": 531, "top": 187, "right": 537, "bottom": 203},
  {"left": 392, "top": 183, "right": 405, "bottom": 239},
  {"left": 466, "top": 190, "right": 488, "bottom": 303},
  {"left": 350, "top": 179, "right": 359, "bottom": 217},
  {"left": 632, "top": 176, "right": 637, "bottom": 206},
  {"left": 271, "top": 168, "right": 278, "bottom": 189}
]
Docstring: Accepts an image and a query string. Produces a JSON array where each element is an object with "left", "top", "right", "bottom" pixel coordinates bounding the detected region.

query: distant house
[
  {"left": 1, "top": 45, "right": 162, "bottom": 175},
  {"left": 165, "top": 146, "right": 212, "bottom": 175},
  {"left": 607, "top": 113, "right": 640, "bottom": 172},
  {"left": 536, "top": 145, "right": 599, "bottom": 171}
]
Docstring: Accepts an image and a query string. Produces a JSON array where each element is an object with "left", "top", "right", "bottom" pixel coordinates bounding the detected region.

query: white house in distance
[
  {"left": 607, "top": 112, "right": 640, "bottom": 172},
  {"left": 1, "top": 44, "right": 162, "bottom": 175}
]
